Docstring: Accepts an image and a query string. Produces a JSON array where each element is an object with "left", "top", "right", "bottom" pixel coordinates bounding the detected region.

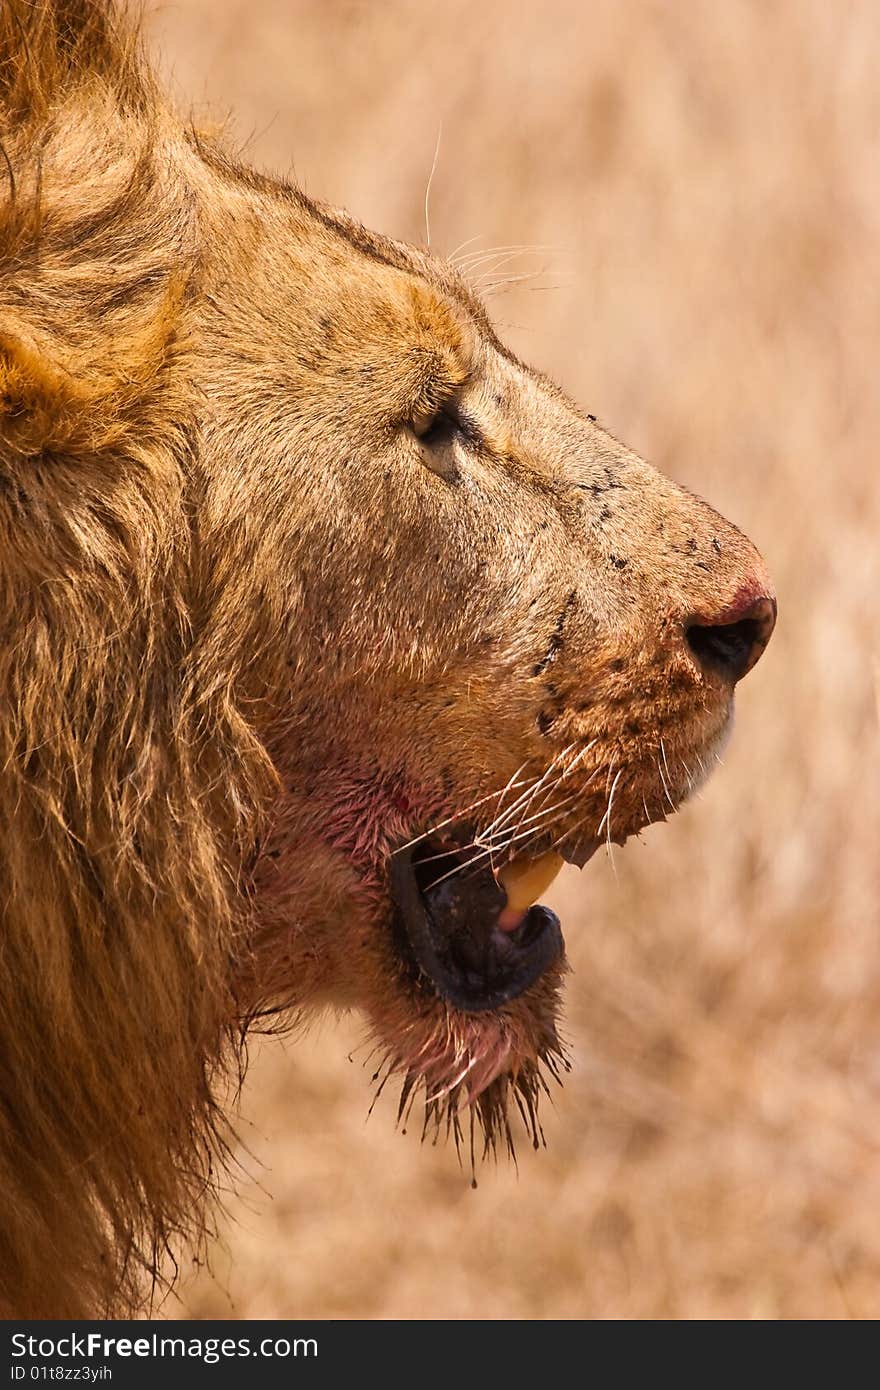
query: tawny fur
[{"left": 0, "top": 2, "right": 773, "bottom": 1316}]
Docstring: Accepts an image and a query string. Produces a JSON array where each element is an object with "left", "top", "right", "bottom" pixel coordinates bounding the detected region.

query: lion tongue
[{"left": 496, "top": 851, "right": 564, "bottom": 933}]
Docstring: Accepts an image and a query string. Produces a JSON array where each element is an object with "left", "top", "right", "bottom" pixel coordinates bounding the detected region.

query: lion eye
[{"left": 411, "top": 407, "right": 459, "bottom": 449}]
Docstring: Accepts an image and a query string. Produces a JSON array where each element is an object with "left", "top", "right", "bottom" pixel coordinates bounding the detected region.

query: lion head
[{"left": 0, "top": 1, "right": 774, "bottom": 1315}]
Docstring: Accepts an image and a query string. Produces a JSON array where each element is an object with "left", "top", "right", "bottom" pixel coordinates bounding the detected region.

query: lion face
[{"left": 193, "top": 176, "right": 775, "bottom": 1143}]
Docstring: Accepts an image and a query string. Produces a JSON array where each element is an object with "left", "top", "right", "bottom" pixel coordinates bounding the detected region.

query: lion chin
[
  {"left": 367, "top": 965, "right": 571, "bottom": 1166},
  {"left": 0, "top": 0, "right": 775, "bottom": 1318}
]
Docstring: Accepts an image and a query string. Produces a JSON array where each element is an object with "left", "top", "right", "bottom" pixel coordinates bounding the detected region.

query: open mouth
[{"left": 389, "top": 833, "right": 598, "bottom": 1013}]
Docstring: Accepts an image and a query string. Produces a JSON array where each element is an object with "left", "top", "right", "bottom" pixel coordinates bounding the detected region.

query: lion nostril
[{"left": 685, "top": 595, "right": 777, "bottom": 684}]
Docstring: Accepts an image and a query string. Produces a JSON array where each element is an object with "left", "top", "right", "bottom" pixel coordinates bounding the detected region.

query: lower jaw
[{"left": 387, "top": 836, "right": 588, "bottom": 1015}]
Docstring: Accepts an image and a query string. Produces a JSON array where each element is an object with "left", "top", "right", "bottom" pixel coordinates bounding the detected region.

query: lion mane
[{"left": 0, "top": 1, "right": 274, "bottom": 1316}]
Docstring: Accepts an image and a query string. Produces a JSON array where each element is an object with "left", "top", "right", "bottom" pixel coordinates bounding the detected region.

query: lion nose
[{"left": 685, "top": 594, "right": 777, "bottom": 685}]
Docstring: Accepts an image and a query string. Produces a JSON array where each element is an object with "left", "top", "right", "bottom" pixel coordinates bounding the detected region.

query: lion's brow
[{"left": 210, "top": 137, "right": 509, "bottom": 351}]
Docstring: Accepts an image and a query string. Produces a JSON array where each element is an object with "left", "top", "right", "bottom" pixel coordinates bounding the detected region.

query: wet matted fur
[{"left": 0, "top": 1, "right": 774, "bottom": 1316}]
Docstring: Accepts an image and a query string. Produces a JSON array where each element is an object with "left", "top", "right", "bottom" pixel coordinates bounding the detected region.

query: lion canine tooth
[{"left": 497, "top": 851, "right": 564, "bottom": 913}]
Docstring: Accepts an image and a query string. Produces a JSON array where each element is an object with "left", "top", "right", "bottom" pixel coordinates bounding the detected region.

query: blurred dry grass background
[{"left": 150, "top": 0, "right": 880, "bottom": 1318}]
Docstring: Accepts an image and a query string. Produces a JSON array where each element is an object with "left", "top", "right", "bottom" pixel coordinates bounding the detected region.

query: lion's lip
[{"left": 388, "top": 835, "right": 599, "bottom": 1013}]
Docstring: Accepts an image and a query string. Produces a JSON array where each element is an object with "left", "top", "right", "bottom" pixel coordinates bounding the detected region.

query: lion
[{"left": 0, "top": 0, "right": 775, "bottom": 1318}]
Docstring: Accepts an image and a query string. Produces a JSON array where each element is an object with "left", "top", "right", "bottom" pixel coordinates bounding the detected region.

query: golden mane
[{"left": 0, "top": 0, "right": 271, "bottom": 1315}]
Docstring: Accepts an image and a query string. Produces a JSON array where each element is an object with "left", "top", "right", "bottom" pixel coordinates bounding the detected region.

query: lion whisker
[
  {"left": 485, "top": 742, "right": 576, "bottom": 842},
  {"left": 445, "top": 232, "right": 485, "bottom": 263},
  {"left": 445, "top": 802, "right": 583, "bottom": 891},
  {"left": 420, "top": 842, "right": 501, "bottom": 892},
  {"left": 477, "top": 267, "right": 558, "bottom": 294},
  {"left": 657, "top": 739, "right": 677, "bottom": 812},
  {"left": 596, "top": 764, "right": 621, "bottom": 841},
  {"left": 392, "top": 772, "right": 533, "bottom": 854},
  {"left": 551, "top": 763, "right": 609, "bottom": 853},
  {"left": 451, "top": 241, "right": 557, "bottom": 269},
  {"left": 479, "top": 787, "right": 581, "bottom": 845}
]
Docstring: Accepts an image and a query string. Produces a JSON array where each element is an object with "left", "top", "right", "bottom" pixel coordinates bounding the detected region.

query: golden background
[{"left": 149, "top": 0, "right": 880, "bottom": 1319}]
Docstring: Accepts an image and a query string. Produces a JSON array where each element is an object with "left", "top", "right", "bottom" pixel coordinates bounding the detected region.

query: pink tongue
[{"left": 497, "top": 906, "right": 528, "bottom": 934}]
